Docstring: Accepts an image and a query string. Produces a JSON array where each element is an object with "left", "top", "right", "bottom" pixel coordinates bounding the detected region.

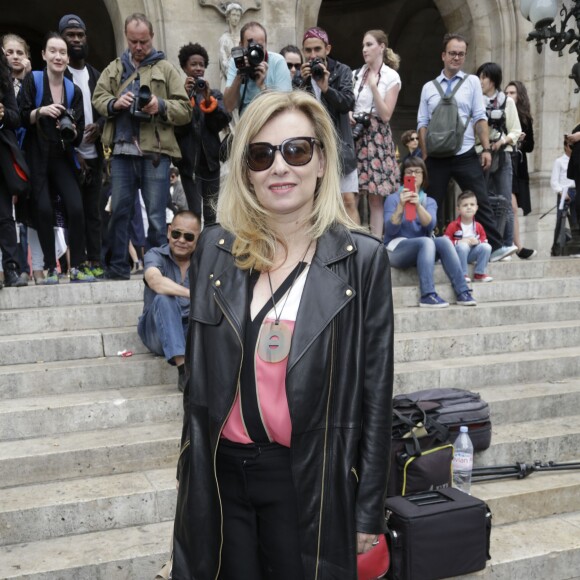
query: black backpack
[{"left": 426, "top": 76, "right": 470, "bottom": 158}]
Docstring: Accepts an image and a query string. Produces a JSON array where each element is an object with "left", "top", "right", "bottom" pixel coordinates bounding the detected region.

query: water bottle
[{"left": 452, "top": 425, "right": 474, "bottom": 494}]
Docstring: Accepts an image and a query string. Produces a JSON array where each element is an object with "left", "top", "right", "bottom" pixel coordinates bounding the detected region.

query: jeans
[
  {"left": 485, "top": 151, "right": 514, "bottom": 246},
  {"left": 455, "top": 242, "right": 492, "bottom": 276},
  {"left": 425, "top": 149, "right": 503, "bottom": 251},
  {"left": 106, "top": 155, "right": 170, "bottom": 278},
  {"left": 388, "top": 236, "right": 469, "bottom": 297},
  {"left": 137, "top": 294, "right": 188, "bottom": 363}
]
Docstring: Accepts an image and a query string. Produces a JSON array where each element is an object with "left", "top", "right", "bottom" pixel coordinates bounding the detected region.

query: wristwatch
[{"left": 482, "top": 147, "right": 492, "bottom": 153}]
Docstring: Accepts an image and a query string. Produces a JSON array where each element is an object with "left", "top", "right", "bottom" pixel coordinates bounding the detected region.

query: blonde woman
[
  {"left": 351, "top": 29, "right": 401, "bottom": 238},
  {"left": 172, "top": 90, "right": 394, "bottom": 580}
]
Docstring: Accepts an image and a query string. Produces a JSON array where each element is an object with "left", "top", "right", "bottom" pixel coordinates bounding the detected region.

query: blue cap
[{"left": 58, "top": 14, "right": 86, "bottom": 33}]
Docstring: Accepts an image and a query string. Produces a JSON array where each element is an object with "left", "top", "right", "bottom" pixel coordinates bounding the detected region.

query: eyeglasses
[
  {"left": 408, "top": 136, "right": 418, "bottom": 141},
  {"left": 447, "top": 51, "right": 466, "bottom": 59},
  {"left": 404, "top": 168, "right": 423, "bottom": 175},
  {"left": 286, "top": 62, "right": 300, "bottom": 70},
  {"left": 170, "top": 229, "right": 196, "bottom": 242},
  {"left": 246, "top": 137, "right": 322, "bottom": 172}
]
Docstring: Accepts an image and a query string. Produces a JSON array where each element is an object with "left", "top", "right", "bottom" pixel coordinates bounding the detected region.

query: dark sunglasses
[
  {"left": 246, "top": 137, "right": 322, "bottom": 172},
  {"left": 286, "top": 62, "right": 300, "bottom": 70},
  {"left": 170, "top": 229, "right": 196, "bottom": 242}
]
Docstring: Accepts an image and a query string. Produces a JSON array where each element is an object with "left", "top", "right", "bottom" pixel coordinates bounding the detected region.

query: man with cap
[
  {"left": 93, "top": 13, "right": 191, "bottom": 280},
  {"left": 299, "top": 27, "right": 359, "bottom": 223},
  {"left": 59, "top": 14, "right": 106, "bottom": 279}
]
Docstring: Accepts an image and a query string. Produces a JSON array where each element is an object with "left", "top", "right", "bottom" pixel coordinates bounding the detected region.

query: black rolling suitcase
[{"left": 385, "top": 488, "right": 492, "bottom": 580}]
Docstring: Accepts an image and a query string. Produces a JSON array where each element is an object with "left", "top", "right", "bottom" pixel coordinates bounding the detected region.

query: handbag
[
  {"left": 358, "top": 534, "right": 390, "bottom": 580},
  {"left": 0, "top": 128, "right": 30, "bottom": 197}
]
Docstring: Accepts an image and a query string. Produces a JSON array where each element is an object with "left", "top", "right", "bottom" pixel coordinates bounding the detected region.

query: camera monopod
[{"left": 471, "top": 459, "right": 580, "bottom": 483}]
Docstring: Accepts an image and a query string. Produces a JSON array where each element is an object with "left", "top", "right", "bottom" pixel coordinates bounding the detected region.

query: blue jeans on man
[
  {"left": 137, "top": 294, "right": 188, "bottom": 363},
  {"left": 388, "top": 236, "right": 469, "bottom": 298},
  {"left": 485, "top": 151, "right": 514, "bottom": 246},
  {"left": 105, "top": 155, "right": 170, "bottom": 279}
]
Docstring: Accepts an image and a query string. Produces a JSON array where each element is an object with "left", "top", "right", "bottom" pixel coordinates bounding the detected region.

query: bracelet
[{"left": 482, "top": 147, "right": 492, "bottom": 153}]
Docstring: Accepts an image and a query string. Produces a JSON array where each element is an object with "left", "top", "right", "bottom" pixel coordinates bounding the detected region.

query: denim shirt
[{"left": 142, "top": 243, "right": 190, "bottom": 318}]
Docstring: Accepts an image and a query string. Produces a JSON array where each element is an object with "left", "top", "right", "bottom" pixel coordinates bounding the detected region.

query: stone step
[
  {"left": 0, "top": 302, "right": 142, "bottom": 336},
  {"left": 0, "top": 327, "right": 149, "bottom": 366},
  {"left": 0, "top": 520, "right": 172, "bottom": 580},
  {"left": 0, "top": 279, "right": 142, "bottom": 311},
  {"left": 475, "top": 414, "right": 580, "bottom": 466},
  {"left": 456, "top": 511, "right": 580, "bottom": 579},
  {"left": 392, "top": 275, "right": 580, "bottom": 307},
  {"left": 393, "top": 295, "right": 580, "bottom": 333},
  {"left": 472, "top": 471, "right": 580, "bottom": 527},
  {"left": 0, "top": 468, "right": 176, "bottom": 546},
  {"left": 0, "top": 354, "right": 174, "bottom": 401},
  {"left": 481, "top": 378, "right": 580, "bottom": 425},
  {"left": 390, "top": 255, "right": 580, "bottom": 287},
  {"left": 0, "top": 385, "right": 182, "bottom": 441},
  {"left": 395, "top": 319, "right": 580, "bottom": 363},
  {"left": 0, "top": 421, "right": 181, "bottom": 489},
  {"left": 393, "top": 346, "right": 580, "bottom": 393}
]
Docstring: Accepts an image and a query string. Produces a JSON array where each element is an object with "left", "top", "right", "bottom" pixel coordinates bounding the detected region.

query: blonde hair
[
  {"left": 365, "top": 29, "right": 400, "bottom": 71},
  {"left": 217, "top": 90, "right": 354, "bottom": 271},
  {"left": 1, "top": 33, "right": 30, "bottom": 57}
]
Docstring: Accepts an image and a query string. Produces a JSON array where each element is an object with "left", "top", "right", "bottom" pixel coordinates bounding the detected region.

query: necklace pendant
[{"left": 257, "top": 321, "right": 292, "bottom": 363}]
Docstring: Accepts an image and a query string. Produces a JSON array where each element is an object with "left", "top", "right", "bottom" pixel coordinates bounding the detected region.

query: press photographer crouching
[
  {"left": 223, "top": 22, "right": 292, "bottom": 116},
  {"left": 92, "top": 13, "right": 191, "bottom": 280}
]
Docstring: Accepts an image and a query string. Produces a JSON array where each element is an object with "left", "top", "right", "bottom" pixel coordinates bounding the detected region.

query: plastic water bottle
[{"left": 452, "top": 426, "right": 474, "bottom": 494}]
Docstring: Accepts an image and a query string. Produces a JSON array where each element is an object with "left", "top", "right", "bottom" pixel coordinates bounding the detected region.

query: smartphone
[{"left": 403, "top": 174, "right": 417, "bottom": 221}]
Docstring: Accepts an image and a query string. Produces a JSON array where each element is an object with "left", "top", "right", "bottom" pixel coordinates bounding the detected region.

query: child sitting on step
[{"left": 444, "top": 190, "right": 494, "bottom": 283}]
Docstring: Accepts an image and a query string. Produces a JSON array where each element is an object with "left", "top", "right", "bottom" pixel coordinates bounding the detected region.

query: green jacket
[{"left": 92, "top": 56, "right": 191, "bottom": 159}]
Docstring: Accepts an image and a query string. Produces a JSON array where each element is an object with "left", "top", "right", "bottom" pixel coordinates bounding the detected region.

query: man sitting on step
[{"left": 137, "top": 211, "right": 200, "bottom": 391}]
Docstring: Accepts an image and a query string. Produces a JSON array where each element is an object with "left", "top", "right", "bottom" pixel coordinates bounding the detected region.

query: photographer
[
  {"left": 18, "top": 32, "right": 90, "bottom": 284},
  {"left": 92, "top": 13, "right": 191, "bottom": 280},
  {"left": 223, "top": 22, "right": 291, "bottom": 115},
  {"left": 299, "top": 27, "right": 359, "bottom": 223},
  {"left": 175, "top": 42, "right": 231, "bottom": 224}
]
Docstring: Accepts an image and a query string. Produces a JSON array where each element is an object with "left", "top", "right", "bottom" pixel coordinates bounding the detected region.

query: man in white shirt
[{"left": 59, "top": 14, "right": 105, "bottom": 278}]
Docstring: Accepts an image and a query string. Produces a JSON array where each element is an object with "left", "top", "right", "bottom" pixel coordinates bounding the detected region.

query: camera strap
[{"left": 115, "top": 70, "right": 140, "bottom": 98}]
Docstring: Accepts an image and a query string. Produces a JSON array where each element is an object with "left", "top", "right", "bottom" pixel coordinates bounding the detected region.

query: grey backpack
[{"left": 426, "top": 76, "right": 471, "bottom": 158}]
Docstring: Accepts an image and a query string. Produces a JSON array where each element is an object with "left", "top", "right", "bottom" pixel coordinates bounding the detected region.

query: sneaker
[
  {"left": 456, "top": 290, "right": 477, "bottom": 306},
  {"left": 132, "top": 260, "right": 144, "bottom": 274},
  {"left": 44, "top": 269, "right": 59, "bottom": 285},
  {"left": 516, "top": 248, "right": 537, "bottom": 260},
  {"left": 490, "top": 245, "right": 518, "bottom": 262},
  {"left": 464, "top": 274, "right": 471, "bottom": 283},
  {"left": 474, "top": 273, "right": 493, "bottom": 282},
  {"left": 4, "top": 270, "right": 28, "bottom": 287},
  {"left": 90, "top": 264, "right": 105, "bottom": 279},
  {"left": 70, "top": 267, "right": 96, "bottom": 283},
  {"left": 419, "top": 293, "right": 449, "bottom": 308},
  {"left": 500, "top": 255, "right": 512, "bottom": 262}
]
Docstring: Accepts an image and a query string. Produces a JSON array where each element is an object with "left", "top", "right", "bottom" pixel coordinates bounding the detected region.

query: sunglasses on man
[{"left": 170, "top": 229, "right": 196, "bottom": 242}]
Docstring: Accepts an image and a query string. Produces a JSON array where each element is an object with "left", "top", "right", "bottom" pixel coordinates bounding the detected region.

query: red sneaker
[{"left": 474, "top": 273, "right": 493, "bottom": 282}]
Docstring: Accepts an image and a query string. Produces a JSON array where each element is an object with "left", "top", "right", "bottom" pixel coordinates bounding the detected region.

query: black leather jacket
[
  {"left": 173, "top": 224, "right": 394, "bottom": 580},
  {"left": 301, "top": 58, "right": 357, "bottom": 176}
]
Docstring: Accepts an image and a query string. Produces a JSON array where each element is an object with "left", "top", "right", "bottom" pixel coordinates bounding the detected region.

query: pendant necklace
[{"left": 257, "top": 241, "right": 312, "bottom": 363}]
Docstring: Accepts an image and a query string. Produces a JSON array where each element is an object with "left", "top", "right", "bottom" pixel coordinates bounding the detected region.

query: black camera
[
  {"left": 291, "top": 72, "right": 303, "bottom": 89},
  {"left": 58, "top": 109, "right": 77, "bottom": 143},
  {"left": 309, "top": 57, "right": 325, "bottom": 81},
  {"left": 352, "top": 112, "right": 371, "bottom": 140},
  {"left": 130, "top": 85, "right": 153, "bottom": 120},
  {"left": 231, "top": 41, "right": 266, "bottom": 80},
  {"left": 195, "top": 77, "right": 207, "bottom": 91}
]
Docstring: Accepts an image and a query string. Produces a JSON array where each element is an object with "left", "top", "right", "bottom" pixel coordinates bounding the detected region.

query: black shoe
[
  {"left": 517, "top": 248, "right": 537, "bottom": 260},
  {"left": 4, "top": 270, "right": 28, "bottom": 287}
]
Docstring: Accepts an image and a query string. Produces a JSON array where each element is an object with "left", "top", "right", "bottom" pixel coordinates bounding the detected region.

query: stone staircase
[{"left": 1, "top": 257, "right": 580, "bottom": 579}]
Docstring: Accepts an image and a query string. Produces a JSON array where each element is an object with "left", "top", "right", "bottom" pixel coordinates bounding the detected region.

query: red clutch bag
[{"left": 357, "top": 534, "right": 390, "bottom": 580}]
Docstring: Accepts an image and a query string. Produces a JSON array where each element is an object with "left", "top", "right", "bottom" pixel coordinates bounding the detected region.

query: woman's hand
[
  {"left": 0, "top": 102, "right": 4, "bottom": 122},
  {"left": 367, "top": 69, "right": 379, "bottom": 90},
  {"left": 357, "top": 532, "right": 379, "bottom": 554},
  {"left": 398, "top": 187, "right": 418, "bottom": 209},
  {"left": 40, "top": 103, "right": 66, "bottom": 119}
]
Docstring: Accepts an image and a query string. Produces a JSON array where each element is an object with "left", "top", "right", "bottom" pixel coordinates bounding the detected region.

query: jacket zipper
[
  {"left": 314, "top": 321, "right": 336, "bottom": 579},
  {"left": 212, "top": 293, "right": 244, "bottom": 580}
]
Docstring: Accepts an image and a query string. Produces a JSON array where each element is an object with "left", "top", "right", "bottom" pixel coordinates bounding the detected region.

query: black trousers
[
  {"left": 0, "top": 177, "right": 19, "bottom": 273},
  {"left": 35, "top": 152, "right": 85, "bottom": 270},
  {"left": 216, "top": 441, "right": 305, "bottom": 580},
  {"left": 425, "top": 149, "right": 503, "bottom": 251},
  {"left": 80, "top": 156, "right": 103, "bottom": 263},
  {"left": 177, "top": 154, "right": 220, "bottom": 225}
]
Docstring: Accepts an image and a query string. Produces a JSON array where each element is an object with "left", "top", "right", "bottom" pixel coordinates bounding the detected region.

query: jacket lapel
[{"left": 287, "top": 227, "right": 356, "bottom": 372}]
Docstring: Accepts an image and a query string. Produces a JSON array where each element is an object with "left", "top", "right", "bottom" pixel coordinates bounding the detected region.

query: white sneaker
[{"left": 490, "top": 245, "right": 518, "bottom": 262}]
